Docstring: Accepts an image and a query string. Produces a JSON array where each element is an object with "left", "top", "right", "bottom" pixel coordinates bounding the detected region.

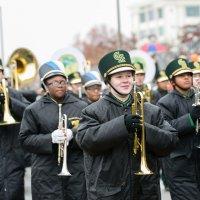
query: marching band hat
[
  {"left": 165, "top": 58, "right": 192, "bottom": 79},
  {"left": 68, "top": 72, "right": 82, "bottom": 84},
  {"left": 133, "top": 62, "right": 145, "bottom": 75},
  {"left": 98, "top": 50, "right": 135, "bottom": 80},
  {"left": 156, "top": 70, "right": 168, "bottom": 83},
  {"left": 188, "top": 61, "right": 200, "bottom": 74},
  {"left": 39, "top": 60, "right": 66, "bottom": 82},
  {"left": 82, "top": 72, "right": 102, "bottom": 88}
]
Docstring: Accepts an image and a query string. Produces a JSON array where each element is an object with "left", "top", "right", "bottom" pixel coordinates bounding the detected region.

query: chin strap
[{"left": 107, "top": 81, "right": 126, "bottom": 96}]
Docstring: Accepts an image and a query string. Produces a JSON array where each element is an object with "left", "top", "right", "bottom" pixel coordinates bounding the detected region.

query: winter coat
[
  {"left": 151, "top": 88, "right": 168, "bottom": 105},
  {"left": 19, "top": 93, "right": 87, "bottom": 200},
  {"left": 0, "top": 88, "right": 30, "bottom": 200},
  {"left": 157, "top": 89, "right": 200, "bottom": 200},
  {"left": 76, "top": 93, "right": 178, "bottom": 200}
]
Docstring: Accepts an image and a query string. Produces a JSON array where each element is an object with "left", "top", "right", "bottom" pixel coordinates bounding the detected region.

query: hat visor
[
  {"left": 135, "top": 70, "right": 145, "bottom": 75},
  {"left": 70, "top": 78, "right": 82, "bottom": 84},
  {"left": 108, "top": 67, "right": 135, "bottom": 76},
  {"left": 174, "top": 69, "right": 192, "bottom": 77},
  {"left": 193, "top": 69, "right": 200, "bottom": 74},
  {"left": 44, "top": 72, "right": 66, "bottom": 81},
  {"left": 157, "top": 77, "right": 168, "bottom": 83},
  {"left": 84, "top": 80, "right": 102, "bottom": 88}
]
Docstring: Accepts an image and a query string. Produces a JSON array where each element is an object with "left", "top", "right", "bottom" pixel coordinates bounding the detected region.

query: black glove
[
  {"left": 124, "top": 114, "right": 142, "bottom": 133},
  {"left": 0, "top": 93, "right": 5, "bottom": 105},
  {"left": 190, "top": 105, "right": 200, "bottom": 122}
]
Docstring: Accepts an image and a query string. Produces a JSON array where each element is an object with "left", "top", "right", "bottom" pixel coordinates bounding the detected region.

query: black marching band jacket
[
  {"left": 19, "top": 93, "right": 87, "bottom": 200},
  {"left": 157, "top": 89, "right": 200, "bottom": 200},
  {"left": 76, "top": 93, "right": 178, "bottom": 200},
  {"left": 0, "top": 88, "right": 30, "bottom": 200}
]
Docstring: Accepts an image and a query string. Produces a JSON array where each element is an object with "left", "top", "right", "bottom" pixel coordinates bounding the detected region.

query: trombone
[
  {"left": 57, "top": 104, "right": 71, "bottom": 176},
  {"left": 132, "top": 86, "right": 153, "bottom": 175},
  {"left": 0, "top": 78, "right": 18, "bottom": 125}
]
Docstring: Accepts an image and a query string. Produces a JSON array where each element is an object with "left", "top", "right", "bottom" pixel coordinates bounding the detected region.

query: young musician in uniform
[
  {"left": 0, "top": 62, "right": 30, "bottom": 200},
  {"left": 76, "top": 50, "right": 178, "bottom": 200},
  {"left": 134, "top": 62, "right": 152, "bottom": 102},
  {"left": 82, "top": 72, "right": 102, "bottom": 104},
  {"left": 68, "top": 71, "right": 83, "bottom": 99},
  {"left": 189, "top": 61, "right": 200, "bottom": 89},
  {"left": 151, "top": 70, "right": 172, "bottom": 105},
  {"left": 19, "top": 61, "right": 87, "bottom": 200},
  {"left": 157, "top": 58, "right": 200, "bottom": 200}
]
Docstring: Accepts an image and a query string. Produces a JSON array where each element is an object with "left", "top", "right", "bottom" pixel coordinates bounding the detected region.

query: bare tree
[{"left": 73, "top": 25, "right": 137, "bottom": 68}]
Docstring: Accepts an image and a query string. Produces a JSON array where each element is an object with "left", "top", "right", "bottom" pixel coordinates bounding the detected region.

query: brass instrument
[
  {"left": 57, "top": 104, "right": 71, "bottom": 176},
  {"left": 0, "top": 79, "right": 19, "bottom": 125},
  {"left": 142, "top": 84, "right": 152, "bottom": 102},
  {"left": 132, "top": 86, "right": 153, "bottom": 175},
  {"left": 69, "top": 117, "right": 81, "bottom": 129},
  {"left": 193, "top": 86, "right": 200, "bottom": 133},
  {"left": 7, "top": 48, "right": 39, "bottom": 89}
]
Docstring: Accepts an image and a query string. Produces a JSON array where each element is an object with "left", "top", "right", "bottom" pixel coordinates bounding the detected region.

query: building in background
[{"left": 130, "top": 0, "right": 200, "bottom": 47}]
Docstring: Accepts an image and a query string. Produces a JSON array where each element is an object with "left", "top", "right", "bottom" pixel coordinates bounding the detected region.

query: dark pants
[{"left": 162, "top": 151, "right": 200, "bottom": 200}]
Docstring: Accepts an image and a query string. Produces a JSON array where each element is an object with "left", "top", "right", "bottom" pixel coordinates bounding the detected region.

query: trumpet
[
  {"left": 0, "top": 78, "right": 19, "bottom": 125},
  {"left": 143, "top": 84, "right": 152, "bottom": 103},
  {"left": 57, "top": 104, "right": 71, "bottom": 176},
  {"left": 132, "top": 85, "right": 153, "bottom": 175}
]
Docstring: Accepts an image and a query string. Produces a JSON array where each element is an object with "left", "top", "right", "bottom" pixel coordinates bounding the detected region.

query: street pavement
[{"left": 24, "top": 167, "right": 171, "bottom": 200}]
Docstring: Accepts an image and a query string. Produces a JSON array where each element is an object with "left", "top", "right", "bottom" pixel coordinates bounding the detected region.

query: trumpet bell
[
  {"left": 7, "top": 48, "right": 39, "bottom": 89},
  {"left": 0, "top": 113, "right": 19, "bottom": 126},
  {"left": 58, "top": 170, "right": 72, "bottom": 176},
  {"left": 134, "top": 160, "right": 153, "bottom": 175}
]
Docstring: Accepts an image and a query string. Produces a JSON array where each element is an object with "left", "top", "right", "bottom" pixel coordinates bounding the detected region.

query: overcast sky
[{"left": 0, "top": 0, "right": 143, "bottom": 64}]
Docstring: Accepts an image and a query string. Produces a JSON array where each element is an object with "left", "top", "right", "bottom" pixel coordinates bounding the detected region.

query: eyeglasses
[{"left": 47, "top": 80, "right": 67, "bottom": 87}]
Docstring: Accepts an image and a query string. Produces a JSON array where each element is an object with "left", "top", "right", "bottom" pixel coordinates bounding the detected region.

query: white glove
[
  {"left": 66, "top": 129, "right": 73, "bottom": 145},
  {"left": 51, "top": 129, "right": 66, "bottom": 144}
]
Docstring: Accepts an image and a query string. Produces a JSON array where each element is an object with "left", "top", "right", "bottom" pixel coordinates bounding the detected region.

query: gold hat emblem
[
  {"left": 113, "top": 51, "right": 126, "bottom": 63},
  {"left": 178, "top": 59, "right": 188, "bottom": 69}
]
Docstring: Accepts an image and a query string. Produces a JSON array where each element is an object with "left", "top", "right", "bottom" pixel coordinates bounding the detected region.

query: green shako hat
[
  {"left": 133, "top": 62, "right": 145, "bottom": 75},
  {"left": 188, "top": 61, "right": 200, "bottom": 74},
  {"left": 165, "top": 58, "right": 192, "bottom": 79},
  {"left": 98, "top": 50, "right": 135, "bottom": 80}
]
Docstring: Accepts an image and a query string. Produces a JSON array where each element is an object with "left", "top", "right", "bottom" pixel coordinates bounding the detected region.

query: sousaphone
[
  {"left": 51, "top": 46, "right": 86, "bottom": 76},
  {"left": 129, "top": 50, "right": 156, "bottom": 83},
  {"left": 7, "top": 48, "right": 39, "bottom": 89}
]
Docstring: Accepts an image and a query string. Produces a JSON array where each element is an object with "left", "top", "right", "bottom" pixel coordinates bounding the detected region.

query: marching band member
[
  {"left": 0, "top": 63, "right": 30, "bottom": 200},
  {"left": 189, "top": 61, "right": 200, "bottom": 89},
  {"left": 76, "top": 50, "right": 178, "bottom": 200},
  {"left": 151, "top": 70, "right": 172, "bottom": 105},
  {"left": 157, "top": 58, "right": 200, "bottom": 200},
  {"left": 133, "top": 62, "right": 152, "bottom": 102},
  {"left": 19, "top": 61, "right": 87, "bottom": 200},
  {"left": 68, "top": 71, "right": 83, "bottom": 99},
  {"left": 82, "top": 72, "right": 102, "bottom": 104}
]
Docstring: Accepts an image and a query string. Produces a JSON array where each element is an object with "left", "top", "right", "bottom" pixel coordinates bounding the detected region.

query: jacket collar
[
  {"left": 42, "top": 92, "right": 79, "bottom": 104},
  {"left": 171, "top": 88, "right": 194, "bottom": 99},
  {"left": 103, "top": 92, "right": 133, "bottom": 107}
]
